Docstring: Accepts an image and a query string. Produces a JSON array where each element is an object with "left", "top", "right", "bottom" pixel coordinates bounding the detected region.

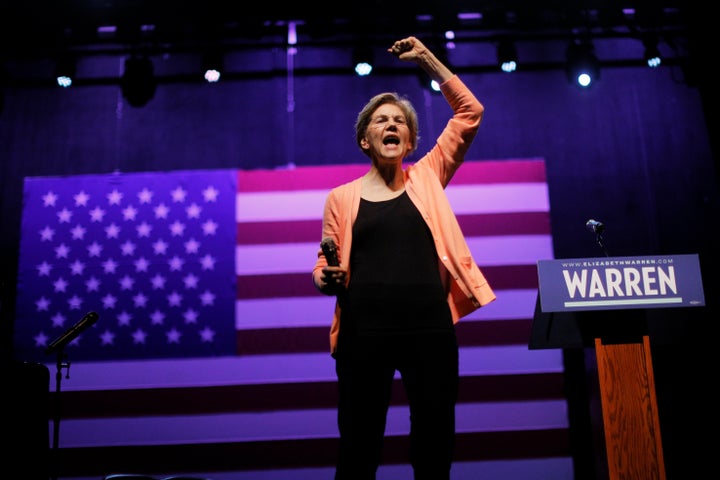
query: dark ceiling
[{"left": 0, "top": 0, "right": 697, "bottom": 59}]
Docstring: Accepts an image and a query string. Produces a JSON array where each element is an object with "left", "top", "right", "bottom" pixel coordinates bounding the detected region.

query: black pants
[{"left": 334, "top": 330, "right": 459, "bottom": 480}]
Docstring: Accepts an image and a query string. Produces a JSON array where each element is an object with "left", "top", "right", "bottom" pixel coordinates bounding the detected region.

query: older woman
[{"left": 313, "top": 36, "right": 496, "bottom": 480}]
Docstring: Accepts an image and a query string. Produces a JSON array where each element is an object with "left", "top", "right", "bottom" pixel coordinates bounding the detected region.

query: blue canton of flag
[{"left": 14, "top": 170, "right": 238, "bottom": 362}]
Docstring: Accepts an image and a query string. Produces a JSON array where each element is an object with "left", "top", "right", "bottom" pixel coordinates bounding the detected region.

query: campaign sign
[{"left": 537, "top": 254, "right": 706, "bottom": 312}]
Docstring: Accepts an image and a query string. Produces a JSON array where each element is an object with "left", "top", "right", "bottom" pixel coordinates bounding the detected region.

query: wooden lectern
[
  {"left": 531, "top": 304, "right": 666, "bottom": 479},
  {"left": 594, "top": 335, "right": 664, "bottom": 479},
  {"left": 531, "top": 254, "right": 706, "bottom": 480}
]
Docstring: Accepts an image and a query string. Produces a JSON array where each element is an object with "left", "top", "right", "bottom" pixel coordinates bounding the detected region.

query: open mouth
[{"left": 383, "top": 136, "right": 400, "bottom": 145}]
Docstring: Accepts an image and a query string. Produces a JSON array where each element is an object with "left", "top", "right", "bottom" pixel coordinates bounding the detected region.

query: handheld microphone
[
  {"left": 321, "top": 237, "right": 339, "bottom": 266},
  {"left": 45, "top": 311, "right": 99, "bottom": 355},
  {"left": 586, "top": 219, "right": 605, "bottom": 234}
]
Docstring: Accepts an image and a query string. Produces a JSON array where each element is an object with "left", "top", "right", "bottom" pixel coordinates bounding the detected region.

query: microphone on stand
[
  {"left": 585, "top": 219, "right": 610, "bottom": 257},
  {"left": 45, "top": 311, "right": 99, "bottom": 355},
  {"left": 586, "top": 219, "right": 605, "bottom": 234}
]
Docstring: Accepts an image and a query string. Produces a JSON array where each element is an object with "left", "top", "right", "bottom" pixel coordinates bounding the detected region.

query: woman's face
[{"left": 360, "top": 103, "right": 412, "bottom": 164}]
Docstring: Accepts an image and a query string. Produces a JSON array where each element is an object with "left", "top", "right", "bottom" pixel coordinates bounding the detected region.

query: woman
[{"left": 312, "top": 36, "right": 496, "bottom": 480}]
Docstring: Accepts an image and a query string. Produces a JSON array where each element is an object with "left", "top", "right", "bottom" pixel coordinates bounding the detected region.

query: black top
[{"left": 344, "top": 191, "right": 452, "bottom": 335}]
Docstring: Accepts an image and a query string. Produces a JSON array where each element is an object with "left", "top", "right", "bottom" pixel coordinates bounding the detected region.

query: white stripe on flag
[
  {"left": 236, "top": 190, "right": 329, "bottom": 222},
  {"left": 236, "top": 183, "right": 550, "bottom": 223},
  {"left": 235, "top": 288, "right": 539, "bottom": 330},
  {"left": 55, "top": 400, "right": 569, "bottom": 447},
  {"left": 457, "top": 288, "right": 539, "bottom": 321},
  {"left": 235, "top": 235, "right": 552, "bottom": 275},
  {"left": 446, "top": 183, "right": 550, "bottom": 214},
  {"left": 44, "top": 345, "right": 562, "bottom": 391}
]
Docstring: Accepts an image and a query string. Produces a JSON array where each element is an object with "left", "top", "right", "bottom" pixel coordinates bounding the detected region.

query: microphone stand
[
  {"left": 50, "top": 349, "right": 71, "bottom": 480},
  {"left": 595, "top": 231, "right": 610, "bottom": 257}
]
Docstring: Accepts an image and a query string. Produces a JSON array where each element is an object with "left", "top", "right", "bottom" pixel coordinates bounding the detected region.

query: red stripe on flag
[
  {"left": 237, "top": 159, "right": 547, "bottom": 193},
  {"left": 236, "top": 265, "right": 539, "bottom": 300},
  {"left": 449, "top": 158, "right": 548, "bottom": 184},
  {"left": 237, "top": 219, "right": 320, "bottom": 245},
  {"left": 55, "top": 372, "right": 565, "bottom": 418},
  {"left": 458, "top": 212, "right": 551, "bottom": 236},
  {"left": 238, "top": 165, "right": 369, "bottom": 192},
  {"left": 232, "top": 319, "right": 535, "bottom": 356},
  {"left": 236, "top": 212, "right": 551, "bottom": 245}
]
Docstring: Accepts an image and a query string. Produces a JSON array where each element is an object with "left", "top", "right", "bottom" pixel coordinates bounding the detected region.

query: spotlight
[
  {"left": 497, "top": 38, "right": 518, "bottom": 73},
  {"left": 121, "top": 55, "right": 157, "bottom": 107},
  {"left": 566, "top": 40, "right": 600, "bottom": 88},
  {"left": 352, "top": 44, "right": 374, "bottom": 77},
  {"left": 642, "top": 36, "right": 662, "bottom": 68},
  {"left": 416, "top": 74, "right": 443, "bottom": 93},
  {"left": 55, "top": 55, "right": 76, "bottom": 88},
  {"left": 202, "top": 51, "right": 223, "bottom": 83},
  {"left": 444, "top": 30, "right": 457, "bottom": 49}
]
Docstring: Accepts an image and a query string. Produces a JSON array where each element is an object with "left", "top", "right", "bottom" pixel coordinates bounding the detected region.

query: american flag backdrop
[
  {"left": 14, "top": 159, "right": 573, "bottom": 480},
  {"left": 14, "top": 169, "right": 238, "bottom": 362}
]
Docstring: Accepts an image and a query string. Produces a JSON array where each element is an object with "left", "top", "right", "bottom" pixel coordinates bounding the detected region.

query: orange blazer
[{"left": 313, "top": 75, "right": 497, "bottom": 354}]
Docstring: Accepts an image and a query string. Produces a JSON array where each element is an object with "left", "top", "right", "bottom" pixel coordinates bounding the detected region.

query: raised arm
[{"left": 388, "top": 36, "right": 454, "bottom": 85}]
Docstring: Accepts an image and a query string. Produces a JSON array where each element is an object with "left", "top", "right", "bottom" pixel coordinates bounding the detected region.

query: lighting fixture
[
  {"left": 202, "top": 51, "right": 224, "bottom": 83},
  {"left": 352, "top": 44, "right": 374, "bottom": 77},
  {"left": 55, "top": 55, "right": 76, "bottom": 88},
  {"left": 121, "top": 55, "right": 157, "bottom": 107},
  {"left": 643, "top": 36, "right": 662, "bottom": 68},
  {"left": 497, "top": 38, "right": 518, "bottom": 73},
  {"left": 566, "top": 40, "right": 600, "bottom": 88}
]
